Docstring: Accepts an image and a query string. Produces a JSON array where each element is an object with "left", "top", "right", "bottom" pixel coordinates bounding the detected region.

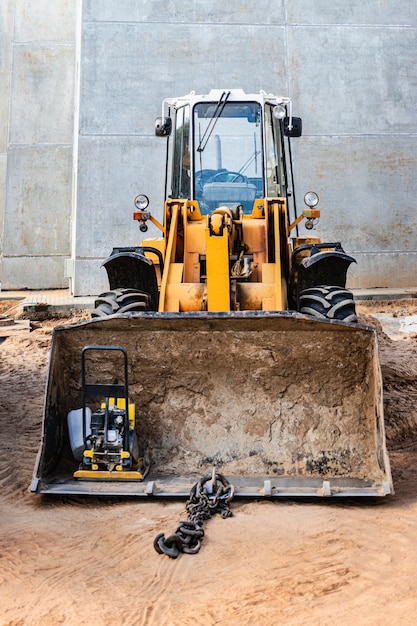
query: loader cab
[{"left": 162, "top": 91, "right": 299, "bottom": 217}]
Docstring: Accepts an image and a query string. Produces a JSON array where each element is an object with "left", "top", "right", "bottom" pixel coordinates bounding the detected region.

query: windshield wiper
[{"left": 197, "top": 90, "right": 231, "bottom": 153}]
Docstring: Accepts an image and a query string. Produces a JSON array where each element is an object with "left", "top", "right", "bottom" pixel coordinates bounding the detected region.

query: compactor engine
[{"left": 83, "top": 404, "right": 129, "bottom": 468}]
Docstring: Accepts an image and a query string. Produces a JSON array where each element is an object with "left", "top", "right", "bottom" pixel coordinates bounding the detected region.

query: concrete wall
[{"left": 1, "top": 1, "right": 417, "bottom": 293}]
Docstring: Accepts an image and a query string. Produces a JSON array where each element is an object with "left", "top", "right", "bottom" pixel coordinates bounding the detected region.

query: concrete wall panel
[
  {"left": 2, "top": 256, "right": 67, "bottom": 290},
  {"left": 286, "top": 1, "right": 417, "bottom": 27},
  {"left": 294, "top": 135, "right": 417, "bottom": 253},
  {"left": 349, "top": 252, "right": 417, "bottom": 289},
  {"left": 72, "top": 132, "right": 168, "bottom": 297},
  {"left": 0, "top": 154, "right": 6, "bottom": 274},
  {"left": 80, "top": 22, "right": 287, "bottom": 137},
  {"left": 287, "top": 26, "right": 417, "bottom": 135},
  {"left": 3, "top": 145, "right": 72, "bottom": 256},
  {"left": 9, "top": 43, "right": 75, "bottom": 145},
  {"left": 0, "top": 155, "right": 6, "bottom": 221},
  {"left": 83, "top": 0, "right": 285, "bottom": 25},
  {"left": 75, "top": 135, "right": 165, "bottom": 259},
  {"left": 0, "top": 0, "right": 14, "bottom": 152},
  {"left": 293, "top": 133, "right": 417, "bottom": 289},
  {"left": 14, "top": 0, "right": 77, "bottom": 42},
  {"left": 71, "top": 258, "right": 108, "bottom": 296}
]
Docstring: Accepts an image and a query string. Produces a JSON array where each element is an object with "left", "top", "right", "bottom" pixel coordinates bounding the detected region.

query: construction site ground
[{"left": 1, "top": 292, "right": 417, "bottom": 625}]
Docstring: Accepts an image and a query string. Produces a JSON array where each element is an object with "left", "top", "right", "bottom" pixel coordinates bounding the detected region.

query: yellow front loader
[{"left": 32, "top": 90, "right": 392, "bottom": 497}]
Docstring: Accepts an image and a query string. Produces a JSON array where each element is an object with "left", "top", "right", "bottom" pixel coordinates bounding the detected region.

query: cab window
[{"left": 172, "top": 105, "right": 190, "bottom": 199}]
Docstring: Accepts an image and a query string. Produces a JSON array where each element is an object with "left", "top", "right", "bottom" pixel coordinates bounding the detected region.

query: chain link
[{"left": 153, "top": 469, "right": 234, "bottom": 559}]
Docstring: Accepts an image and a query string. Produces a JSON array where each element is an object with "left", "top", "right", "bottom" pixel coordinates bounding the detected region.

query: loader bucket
[{"left": 31, "top": 312, "right": 393, "bottom": 498}]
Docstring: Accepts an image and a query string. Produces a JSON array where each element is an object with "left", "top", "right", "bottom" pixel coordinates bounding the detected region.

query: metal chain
[{"left": 153, "top": 468, "right": 234, "bottom": 559}]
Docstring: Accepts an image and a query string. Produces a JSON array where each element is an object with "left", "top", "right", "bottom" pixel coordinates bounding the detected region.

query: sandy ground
[{"left": 1, "top": 300, "right": 417, "bottom": 625}]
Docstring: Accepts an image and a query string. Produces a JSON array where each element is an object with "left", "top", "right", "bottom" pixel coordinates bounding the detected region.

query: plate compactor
[{"left": 67, "top": 346, "right": 147, "bottom": 481}]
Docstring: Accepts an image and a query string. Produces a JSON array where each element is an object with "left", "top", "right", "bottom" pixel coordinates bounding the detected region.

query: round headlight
[
  {"left": 134, "top": 194, "right": 149, "bottom": 210},
  {"left": 304, "top": 191, "right": 319, "bottom": 208},
  {"left": 272, "top": 104, "right": 286, "bottom": 120}
]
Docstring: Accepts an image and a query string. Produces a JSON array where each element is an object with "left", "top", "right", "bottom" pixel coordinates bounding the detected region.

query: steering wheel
[{"left": 211, "top": 171, "right": 246, "bottom": 183}]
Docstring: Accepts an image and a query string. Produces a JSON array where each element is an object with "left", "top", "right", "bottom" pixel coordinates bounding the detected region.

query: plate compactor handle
[{"left": 81, "top": 345, "right": 129, "bottom": 450}]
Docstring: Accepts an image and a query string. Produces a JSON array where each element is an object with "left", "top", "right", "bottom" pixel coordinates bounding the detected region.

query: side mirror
[
  {"left": 155, "top": 117, "right": 172, "bottom": 137},
  {"left": 284, "top": 116, "right": 302, "bottom": 137}
]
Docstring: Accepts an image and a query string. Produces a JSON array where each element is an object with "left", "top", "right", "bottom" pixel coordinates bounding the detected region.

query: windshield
[{"left": 193, "top": 102, "right": 263, "bottom": 214}]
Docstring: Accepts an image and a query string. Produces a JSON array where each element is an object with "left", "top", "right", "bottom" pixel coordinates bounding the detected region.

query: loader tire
[
  {"left": 91, "top": 288, "right": 152, "bottom": 317},
  {"left": 299, "top": 285, "right": 357, "bottom": 323}
]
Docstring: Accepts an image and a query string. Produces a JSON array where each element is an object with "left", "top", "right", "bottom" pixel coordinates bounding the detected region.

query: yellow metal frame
[
  {"left": 158, "top": 201, "right": 181, "bottom": 311},
  {"left": 145, "top": 195, "right": 316, "bottom": 314},
  {"left": 205, "top": 217, "right": 231, "bottom": 311}
]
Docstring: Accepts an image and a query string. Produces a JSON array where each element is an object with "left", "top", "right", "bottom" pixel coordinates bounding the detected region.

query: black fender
[
  {"left": 292, "top": 242, "right": 356, "bottom": 308},
  {"left": 102, "top": 247, "right": 161, "bottom": 310}
]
